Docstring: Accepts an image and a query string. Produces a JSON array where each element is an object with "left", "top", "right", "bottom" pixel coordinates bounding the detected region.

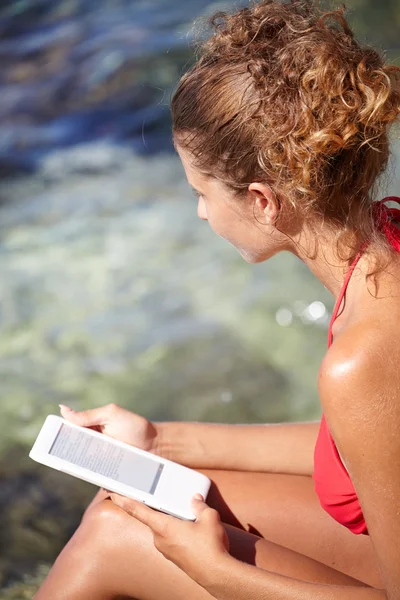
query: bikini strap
[
  {"left": 327, "top": 250, "right": 362, "bottom": 347},
  {"left": 327, "top": 196, "right": 400, "bottom": 348},
  {"left": 372, "top": 196, "right": 400, "bottom": 247}
]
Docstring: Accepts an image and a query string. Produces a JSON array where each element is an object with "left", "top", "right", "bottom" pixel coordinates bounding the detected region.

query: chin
[{"left": 238, "top": 249, "right": 269, "bottom": 264}]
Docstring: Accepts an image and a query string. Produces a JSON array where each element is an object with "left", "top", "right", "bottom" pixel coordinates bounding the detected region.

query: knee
[
  {"left": 83, "top": 497, "right": 124, "bottom": 522},
  {"left": 79, "top": 499, "right": 127, "bottom": 547},
  {"left": 82, "top": 498, "right": 134, "bottom": 534},
  {"left": 80, "top": 498, "right": 150, "bottom": 551},
  {"left": 34, "top": 501, "right": 146, "bottom": 599}
]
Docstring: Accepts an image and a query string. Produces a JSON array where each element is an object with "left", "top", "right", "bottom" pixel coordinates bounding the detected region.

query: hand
[
  {"left": 107, "top": 492, "right": 231, "bottom": 585},
  {"left": 58, "top": 403, "right": 159, "bottom": 453}
]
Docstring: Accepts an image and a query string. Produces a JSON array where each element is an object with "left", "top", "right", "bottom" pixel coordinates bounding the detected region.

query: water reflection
[{"left": 276, "top": 301, "right": 328, "bottom": 328}]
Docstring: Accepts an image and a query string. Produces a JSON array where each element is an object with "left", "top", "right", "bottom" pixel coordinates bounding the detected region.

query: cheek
[{"left": 203, "top": 199, "right": 250, "bottom": 244}]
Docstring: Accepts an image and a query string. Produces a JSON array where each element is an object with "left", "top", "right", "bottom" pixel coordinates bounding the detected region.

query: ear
[{"left": 248, "top": 183, "right": 280, "bottom": 224}]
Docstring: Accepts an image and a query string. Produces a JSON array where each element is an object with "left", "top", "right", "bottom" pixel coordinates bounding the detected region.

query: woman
[{"left": 34, "top": 1, "right": 400, "bottom": 598}]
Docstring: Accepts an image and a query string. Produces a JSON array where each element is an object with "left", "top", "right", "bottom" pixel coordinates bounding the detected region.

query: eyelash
[{"left": 193, "top": 190, "right": 202, "bottom": 199}]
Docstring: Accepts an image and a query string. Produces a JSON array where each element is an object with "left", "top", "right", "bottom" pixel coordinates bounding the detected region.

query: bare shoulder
[{"left": 318, "top": 318, "right": 400, "bottom": 424}]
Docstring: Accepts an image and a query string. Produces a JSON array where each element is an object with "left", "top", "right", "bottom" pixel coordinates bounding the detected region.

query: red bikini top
[{"left": 313, "top": 196, "right": 400, "bottom": 536}]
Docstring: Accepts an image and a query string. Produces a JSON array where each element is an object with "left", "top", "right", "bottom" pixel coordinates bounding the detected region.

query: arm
[
  {"left": 200, "top": 557, "right": 385, "bottom": 600},
  {"left": 313, "top": 328, "right": 400, "bottom": 600},
  {"left": 156, "top": 420, "right": 319, "bottom": 475},
  {"left": 58, "top": 404, "right": 319, "bottom": 476}
]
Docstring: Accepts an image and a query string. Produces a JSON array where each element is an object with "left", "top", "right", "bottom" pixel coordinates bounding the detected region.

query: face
[{"left": 176, "top": 145, "right": 286, "bottom": 263}]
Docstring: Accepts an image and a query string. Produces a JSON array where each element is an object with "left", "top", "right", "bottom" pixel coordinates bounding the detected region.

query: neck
[{"left": 288, "top": 222, "right": 365, "bottom": 299}]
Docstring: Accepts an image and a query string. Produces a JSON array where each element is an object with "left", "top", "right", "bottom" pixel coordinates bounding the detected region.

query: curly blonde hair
[{"left": 171, "top": 0, "right": 400, "bottom": 268}]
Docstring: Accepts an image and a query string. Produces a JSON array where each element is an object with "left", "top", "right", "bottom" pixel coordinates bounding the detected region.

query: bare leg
[
  {"left": 82, "top": 470, "right": 382, "bottom": 588},
  {"left": 34, "top": 472, "right": 383, "bottom": 599},
  {"left": 34, "top": 498, "right": 372, "bottom": 600}
]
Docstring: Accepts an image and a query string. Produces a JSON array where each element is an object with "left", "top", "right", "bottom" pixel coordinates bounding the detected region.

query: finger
[
  {"left": 109, "top": 494, "right": 174, "bottom": 533},
  {"left": 108, "top": 492, "right": 138, "bottom": 513},
  {"left": 191, "top": 494, "right": 209, "bottom": 519},
  {"left": 58, "top": 404, "right": 113, "bottom": 427}
]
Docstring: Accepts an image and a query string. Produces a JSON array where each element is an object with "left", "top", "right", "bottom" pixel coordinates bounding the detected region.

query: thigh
[
  {"left": 201, "top": 470, "right": 382, "bottom": 588},
  {"left": 37, "top": 498, "right": 368, "bottom": 600},
  {"left": 84, "top": 470, "right": 382, "bottom": 589}
]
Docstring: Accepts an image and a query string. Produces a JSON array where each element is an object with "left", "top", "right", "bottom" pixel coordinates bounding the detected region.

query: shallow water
[{"left": 0, "top": 0, "right": 249, "bottom": 173}]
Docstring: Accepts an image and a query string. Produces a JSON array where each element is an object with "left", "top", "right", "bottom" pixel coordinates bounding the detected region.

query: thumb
[
  {"left": 58, "top": 405, "right": 108, "bottom": 427},
  {"left": 191, "top": 494, "right": 208, "bottom": 519}
]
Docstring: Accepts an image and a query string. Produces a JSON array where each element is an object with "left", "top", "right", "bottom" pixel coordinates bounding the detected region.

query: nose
[{"left": 197, "top": 197, "right": 208, "bottom": 221}]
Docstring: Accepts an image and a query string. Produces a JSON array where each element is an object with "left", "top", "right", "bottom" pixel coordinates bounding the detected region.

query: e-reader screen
[{"left": 48, "top": 423, "right": 164, "bottom": 494}]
